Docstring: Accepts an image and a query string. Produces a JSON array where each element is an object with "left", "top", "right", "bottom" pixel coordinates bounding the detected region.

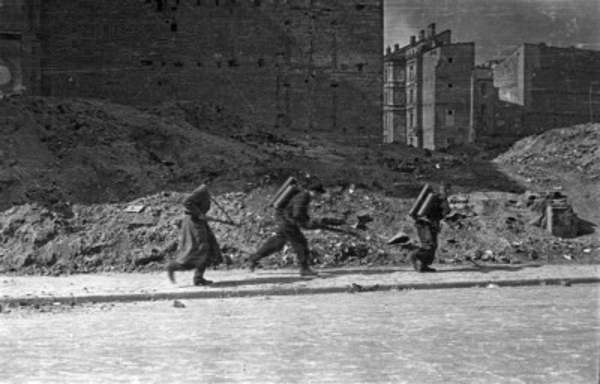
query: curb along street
[{"left": 1, "top": 265, "right": 598, "bottom": 306}]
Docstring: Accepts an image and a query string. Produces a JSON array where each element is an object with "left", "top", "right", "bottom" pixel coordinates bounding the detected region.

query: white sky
[{"left": 384, "top": 0, "right": 600, "bottom": 62}]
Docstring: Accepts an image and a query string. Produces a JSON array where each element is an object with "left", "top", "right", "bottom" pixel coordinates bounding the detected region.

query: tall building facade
[
  {"left": 383, "top": 24, "right": 475, "bottom": 150},
  {"left": 383, "top": 45, "right": 407, "bottom": 143},
  {"left": 493, "top": 43, "right": 600, "bottom": 134}
]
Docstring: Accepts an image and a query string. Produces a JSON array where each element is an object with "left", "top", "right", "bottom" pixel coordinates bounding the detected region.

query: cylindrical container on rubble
[
  {"left": 408, "top": 184, "right": 432, "bottom": 218},
  {"left": 269, "top": 177, "right": 297, "bottom": 207},
  {"left": 417, "top": 192, "right": 435, "bottom": 217},
  {"left": 273, "top": 185, "right": 299, "bottom": 209}
]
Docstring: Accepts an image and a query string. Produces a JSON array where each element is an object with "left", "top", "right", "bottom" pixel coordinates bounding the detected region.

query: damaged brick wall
[
  {"left": 33, "top": 0, "right": 382, "bottom": 138},
  {"left": 493, "top": 43, "right": 600, "bottom": 134}
]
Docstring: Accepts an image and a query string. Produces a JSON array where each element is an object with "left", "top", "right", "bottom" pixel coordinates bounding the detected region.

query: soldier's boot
[
  {"left": 420, "top": 265, "right": 437, "bottom": 273},
  {"left": 248, "top": 260, "right": 259, "bottom": 272},
  {"left": 193, "top": 277, "right": 214, "bottom": 286},
  {"left": 246, "top": 253, "right": 262, "bottom": 272},
  {"left": 299, "top": 265, "right": 318, "bottom": 277},
  {"left": 193, "top": 266, "right": 213, "bottom": 286}
]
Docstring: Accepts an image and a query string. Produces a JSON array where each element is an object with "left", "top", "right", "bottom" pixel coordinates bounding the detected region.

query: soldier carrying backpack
[{"left": 247, "top": 178, "right": 343, "bottom": 277}]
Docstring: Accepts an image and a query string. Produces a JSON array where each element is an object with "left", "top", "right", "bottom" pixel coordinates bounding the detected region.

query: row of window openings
[
  {"left": 406, "top": 57, "right": 454, "bottom": 78},
  {"left": 148, "top": 0, "right": 369, "bottom": 13},
  {"left": 149, "top": 0, "right": 258, "bottom": 12},
  {"left": 407, "top": 109, "right": 455, "bottom": 127},
  {"left": 386, "top": 81, "right": 485, "bottom": 105},
  {"left": 140, "top": 59, "right": 365, "bottom": 72},
  {"left": 405, "top": 84, "right": 455, "bottom": 103}
]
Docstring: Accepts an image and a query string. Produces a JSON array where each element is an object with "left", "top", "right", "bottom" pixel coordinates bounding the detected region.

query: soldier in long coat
[{"left": 166, "top": 184, "right": 222, "bottom": 286}]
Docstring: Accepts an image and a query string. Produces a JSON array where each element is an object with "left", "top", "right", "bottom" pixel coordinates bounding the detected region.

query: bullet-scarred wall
[{"left": 35, "top": 0, "right": 383, "bottom": 139}]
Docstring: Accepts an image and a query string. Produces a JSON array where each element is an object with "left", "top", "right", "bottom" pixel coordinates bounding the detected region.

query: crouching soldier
[
  {"left": 166, "top": 183, "right": 223, "bottom": 286},
  {"left": 409, "top": 183, "right": 451, "bottom": 273},
  {"left": 248, "top": 180, "right": 338, "bottom": 277}
]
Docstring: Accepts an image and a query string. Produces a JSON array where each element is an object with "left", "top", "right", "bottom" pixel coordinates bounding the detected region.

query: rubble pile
[
  {"left": 0, "top": 97, "right": 598, "bottom": 275},
  {"left": 495, "top": 123, "right": 600, "bottom": 182},
  {"left": 1, "top": 184, "right": 597, "bottom": 276}
]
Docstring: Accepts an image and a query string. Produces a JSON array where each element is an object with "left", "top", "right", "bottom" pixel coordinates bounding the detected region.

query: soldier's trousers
[
  {"left": 409, "top": 220, "right": 440, "bottom": 268},
  {"left": 250, "top": 221, "right": 310, "bottom": 268}
]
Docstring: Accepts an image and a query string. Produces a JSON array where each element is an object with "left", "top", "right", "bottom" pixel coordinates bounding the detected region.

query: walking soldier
[
  {"left": 166, "top": 184, "right": 223, "bottom": 286},
  {"left": 409, "top": 183, "right": 451, "bottom": 273}
]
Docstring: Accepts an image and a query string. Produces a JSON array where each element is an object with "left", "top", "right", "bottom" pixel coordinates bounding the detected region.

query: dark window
[
  {"left": 448, "top": 57, "right": 453, "bottom": 63},
  {"left": 171, "top": 23, "right": 178, "bottom": 32},
  {"left": 448, "top": 83, "right": 453, "bottom": 88},
  {"left": 481, "top": 82, "right": 487, "bottom": 95},
  {"left": 480, "top": 104, "right": 487, "bottom": 115}
]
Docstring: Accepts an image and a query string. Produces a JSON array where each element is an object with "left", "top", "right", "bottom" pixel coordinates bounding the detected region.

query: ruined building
[
  {"left": 492, "top": 43, "right": 600, "bottom": 135},
  {"left": 470, "top": 64, "right": 498, "bottom": 137},
  {"left": 0, "top": 0, "right": 383, "bottom": 140},
  {"left": 383, "top": 24, "right": 475, "bottom": 150},
  {"left": 385, "top": 25, "right": 600, "bottom": 148}
]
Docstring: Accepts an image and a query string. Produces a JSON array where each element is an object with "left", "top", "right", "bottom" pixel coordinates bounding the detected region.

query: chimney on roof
[
  {"left": 394, "top": 44, "right": 400, "bottom": 52},
  {"left": 419, "top": 30, "right": 425, "bottom": 41},
  {"left": 386, "top": 46, "right": 392, "bottom": 54},
  {"left": 410, "top": 36, "right": 416, "bottom": 45},
  {"left": 428, "top": 23, "right": 436, "bottom": 39}
]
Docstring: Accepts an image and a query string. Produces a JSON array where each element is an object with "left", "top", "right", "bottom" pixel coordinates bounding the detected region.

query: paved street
[{"left": 1, "top": 284, "right": 598, "bottom": 383}]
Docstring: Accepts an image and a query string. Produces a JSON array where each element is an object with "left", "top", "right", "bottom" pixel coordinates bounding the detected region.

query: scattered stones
[{"left": 173, "top": 300, "right": 186, "bottom": 308}]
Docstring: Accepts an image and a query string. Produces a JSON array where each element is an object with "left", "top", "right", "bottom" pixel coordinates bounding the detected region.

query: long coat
[{"left": 174, "top": 185, "right": 222, "bottom": 268}]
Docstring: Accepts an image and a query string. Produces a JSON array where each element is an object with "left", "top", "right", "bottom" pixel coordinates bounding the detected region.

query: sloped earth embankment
[
  {"left": 494, "top": 124, "right": 600, "bottom": 225},
  {"left": 0, "top": 98, "right": 598, "bottom": 275}
]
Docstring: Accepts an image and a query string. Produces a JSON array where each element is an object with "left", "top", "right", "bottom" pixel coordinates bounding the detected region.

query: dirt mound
[
  {"left": 0, "top": 96, "right": 281, "bottom": 209},
  {"left": 0, "top": 97, "right": 597, "bottom": 275},
  {"left": 494, "top": 123, "right": 600, "bottom": 227},
  {"left": 495, "top": 123, "right": 600, "bottom": 180}
]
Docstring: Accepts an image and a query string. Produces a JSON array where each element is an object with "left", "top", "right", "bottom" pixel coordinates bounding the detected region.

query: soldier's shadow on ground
[
  {"left": 435, "top": 263, "right": 543, "bottom": 274},
  {"left": 209, "top": 276, "right": 315, "bottom": 287},
  {"left": 315, "top": 268, "right": 404, "bottom": 277},
  {"left": 208, "top": 268, "right": 404, "bottom": 287},
  {"left": 206, "top": 264, "right": 545, "bottom": 288}
]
